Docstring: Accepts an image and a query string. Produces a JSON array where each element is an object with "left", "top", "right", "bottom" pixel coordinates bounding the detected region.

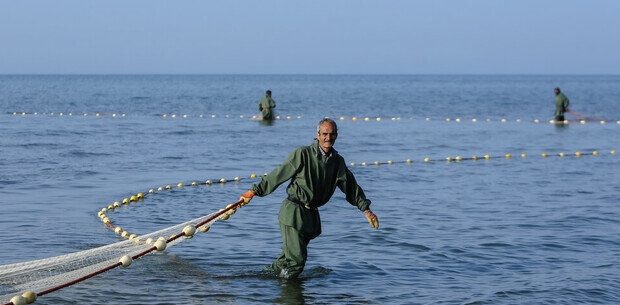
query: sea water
[{"left": 0, "top": 75, "right": 619, "bottom": 304}]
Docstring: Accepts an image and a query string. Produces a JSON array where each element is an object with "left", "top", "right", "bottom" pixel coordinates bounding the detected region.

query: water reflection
[
  {"left": 554, "top": 122, "right": 569, "bottom": 130},
  {"left": 276, "top": 278, "right": 306, "bottom": 305},
  {"left": 259, "top": 118, "right": 275, "bottom": 126}
]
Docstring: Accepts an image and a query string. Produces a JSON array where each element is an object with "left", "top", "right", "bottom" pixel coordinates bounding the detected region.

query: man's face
[
  {"left": 554, "top": 89, "right": 560, "bottom": 95},
  {"left": 317, "top": 123, "right": 338, "bottom": 153}
]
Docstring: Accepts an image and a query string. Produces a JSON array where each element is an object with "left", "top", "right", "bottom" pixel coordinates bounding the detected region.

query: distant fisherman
[
  {"left": 258, "top": 90, "right": 276, "bottom": 121},
  {"left": 239, "top": 118, "right": 379, "bottom": 279},
  {"left": 554, "top": 87, "right": 570, "bottom": 122}
]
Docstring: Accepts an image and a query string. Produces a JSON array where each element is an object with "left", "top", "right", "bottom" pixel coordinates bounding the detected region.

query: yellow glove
[
  {"left": 363, "top": 209, "right": 379, "bottom": 229},
  {"left": 239, "top": 190, "right": 255, "bottom": 206}
]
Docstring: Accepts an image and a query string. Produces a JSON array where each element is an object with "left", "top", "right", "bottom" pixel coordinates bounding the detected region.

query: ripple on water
[
  {"left": 166, "top": 129, "right": 197, "bottom": 136},
  {"left": 62, "top": 150, "right": 112, "bottom": 158}
]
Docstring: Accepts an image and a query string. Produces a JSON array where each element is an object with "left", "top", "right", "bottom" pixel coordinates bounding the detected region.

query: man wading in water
[
  {"left": 239, "top": 118, "right": 379, "bottom": 278},
  {"left": 554, "top": 87, "right": 570, "bottom": 122},
  {"left": 258, "top": 90, "right": 276, "bottom": 121}
]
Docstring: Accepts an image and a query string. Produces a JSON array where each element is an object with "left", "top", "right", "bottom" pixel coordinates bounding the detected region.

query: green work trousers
[
  {"left": 269, "top": 200, "right": 321, "bottom": 278},
  {"left": 269, "top": 223, "right": 312, "bottom": 278}
]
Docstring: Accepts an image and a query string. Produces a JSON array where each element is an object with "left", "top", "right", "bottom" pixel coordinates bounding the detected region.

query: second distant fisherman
[
  {"left": 258, "top": 90, "right": 276, "bottom": 121},
  {"left": 553, "top": 87, "right": 570, "bottom": 122}
]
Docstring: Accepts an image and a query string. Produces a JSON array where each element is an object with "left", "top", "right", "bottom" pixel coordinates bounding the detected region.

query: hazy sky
[{"left": 1, "top": 0, "right": 618, "bottom": 74}]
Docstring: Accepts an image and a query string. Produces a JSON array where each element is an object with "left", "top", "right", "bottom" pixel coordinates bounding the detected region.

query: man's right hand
[{"left": 239, "top": 190, "right": 255, "bottom": 205}]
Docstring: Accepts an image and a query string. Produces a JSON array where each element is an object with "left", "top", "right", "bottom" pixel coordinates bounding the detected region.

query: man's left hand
[{"left": 364, "top": 209, "right": 379, "bottom": 229}]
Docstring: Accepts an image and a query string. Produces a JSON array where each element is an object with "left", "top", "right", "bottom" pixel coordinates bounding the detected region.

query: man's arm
[
  {"left": 240, "top": 148, "right": 303, "bottom": 204},
  {"left": 337, "top": 166, "right": 379, "bottom": 229},
  {"left": 253, "top": 149, "right": 302, "bottom": 196},
  {"left": 338, "top": 167, "right": 371, "bottom": 211}
]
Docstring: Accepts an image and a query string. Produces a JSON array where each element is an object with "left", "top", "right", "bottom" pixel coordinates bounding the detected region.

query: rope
[
  {"left": 348, "top": 149, "right": 617, "bottom": 167},
  {"left": 568, "top": 110, "right": 609, "bottom": 122},
  {"left": 6, "top": 112, "right": 620, "bottom": 125}
]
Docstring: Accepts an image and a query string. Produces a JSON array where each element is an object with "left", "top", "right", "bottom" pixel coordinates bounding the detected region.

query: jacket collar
[{"left": 312, "top": 139, "right": 337, "bottom": 158}]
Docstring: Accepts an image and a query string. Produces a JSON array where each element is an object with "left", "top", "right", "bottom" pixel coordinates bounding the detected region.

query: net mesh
[{"left": 0, "top": 209, "right": 221, "bottom": 303}]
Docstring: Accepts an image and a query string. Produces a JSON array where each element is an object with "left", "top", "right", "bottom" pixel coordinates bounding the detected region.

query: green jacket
[
  {"left": 555, "top": 92, "right": 570, "bottom": 116},
  {"left": 258, "top": 95, "right": 276, "bottom": 120},
  {"left": 252, "top": 140, "right": 371, "bottom": 236}
]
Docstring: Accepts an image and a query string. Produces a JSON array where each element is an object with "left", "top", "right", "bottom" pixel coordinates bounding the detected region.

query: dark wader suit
[
  {"left": 555, "top": 92, "right": 570, "bottom": 121},
  {"left": 258, "top": 95, "right": 276, "bottom": 121}
]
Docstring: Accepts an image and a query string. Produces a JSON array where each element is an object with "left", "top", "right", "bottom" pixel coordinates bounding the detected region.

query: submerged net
[{"left": 0, "top": 201, "right": 238, "bottom": 304}]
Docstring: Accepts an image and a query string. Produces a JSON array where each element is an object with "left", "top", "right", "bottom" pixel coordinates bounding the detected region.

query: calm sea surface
[{"left": 1, "top": 75, "right": 619, "bottom": 304}]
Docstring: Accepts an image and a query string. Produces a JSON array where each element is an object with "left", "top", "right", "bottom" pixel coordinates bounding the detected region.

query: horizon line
[{"left": 1, "top": 73, "right": 619, "bottom": 76}]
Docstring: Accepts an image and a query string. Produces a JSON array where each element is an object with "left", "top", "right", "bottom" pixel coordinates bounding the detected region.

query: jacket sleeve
[
  {"left": 252, "top": 148, "right": 302, "bottom": 197},
  {"left": 270, "top": 98, "right": 276, "bottom": 109},
  {"left": 337, "top": 165, "right": 371, "bottom": 211}
]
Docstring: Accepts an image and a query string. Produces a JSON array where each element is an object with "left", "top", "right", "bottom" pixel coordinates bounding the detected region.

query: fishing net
[{"left": 0, "top": 199, "right": 238, "bottom": 304}]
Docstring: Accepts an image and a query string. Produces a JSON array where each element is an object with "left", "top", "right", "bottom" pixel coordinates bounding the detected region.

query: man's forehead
[{"left": 318, "top": 123, "right": 336, "bottom": 132}]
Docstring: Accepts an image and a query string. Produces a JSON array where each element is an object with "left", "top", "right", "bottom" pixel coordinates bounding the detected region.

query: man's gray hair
[{"left": 317, "top": 118, "right": 338, "bottom": 133}]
